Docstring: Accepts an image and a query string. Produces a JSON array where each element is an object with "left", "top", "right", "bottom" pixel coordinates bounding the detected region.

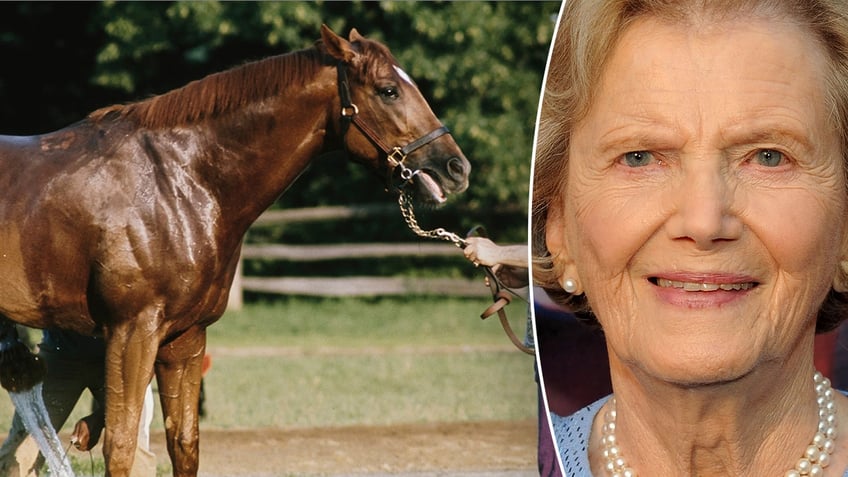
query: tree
[{"left": 0, "top": 1, "right": 561, "bottom": 243}]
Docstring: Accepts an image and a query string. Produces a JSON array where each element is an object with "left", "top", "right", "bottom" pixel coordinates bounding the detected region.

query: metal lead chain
[{"left": 398, "top": 192, "right": 467, "bottom": 248}]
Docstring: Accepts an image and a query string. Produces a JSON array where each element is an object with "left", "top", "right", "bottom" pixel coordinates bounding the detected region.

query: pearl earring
[{"left": 563, "top": 278, "right": 578, "bottom": 294}]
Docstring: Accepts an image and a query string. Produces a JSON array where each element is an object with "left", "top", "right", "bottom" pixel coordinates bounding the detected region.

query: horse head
[{"left": 321, "top": 25, "right": 470, "bottom": 206}]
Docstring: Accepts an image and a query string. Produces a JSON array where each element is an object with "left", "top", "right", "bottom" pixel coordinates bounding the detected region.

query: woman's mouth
[{"left": 651, "top": 277, "right": 758, "bottom": 291}]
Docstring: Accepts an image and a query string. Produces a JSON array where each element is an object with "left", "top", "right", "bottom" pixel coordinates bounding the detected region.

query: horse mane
[
  {"left": 87, "top": 34, "right": 401, "bottom": 129},
  {"left": 88, "top": 47, "right": 327, "bottom": 129}
]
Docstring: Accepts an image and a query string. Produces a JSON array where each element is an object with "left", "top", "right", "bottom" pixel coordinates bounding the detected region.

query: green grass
[
  {"left": 208, "top": 295, "right": 530, "bottom": 348},
  {"left": 0, "top": 296, "right": 536, "bottom": 474},
  {"left": 202, "top": 350, "right": 534, "bottom": 429},
  {"left": 201, "top": 295, "right": 536, "bottom": 429},
  {"left": 0, "top": 296, "right": 535, "bottom": 428}
]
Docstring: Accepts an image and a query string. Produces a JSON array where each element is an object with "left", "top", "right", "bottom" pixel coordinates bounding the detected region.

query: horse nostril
[{"left": 447, "top": 157, "right": 467, "bottom": 180}]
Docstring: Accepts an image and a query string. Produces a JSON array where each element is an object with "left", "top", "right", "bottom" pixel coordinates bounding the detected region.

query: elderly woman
[{"left": 532, "top": 0, "right": 848, "bottom": 476}]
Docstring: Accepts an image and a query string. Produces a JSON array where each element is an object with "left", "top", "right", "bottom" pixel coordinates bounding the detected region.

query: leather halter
[
  {"left": 335, "top": 63, "right": 531, "bottom": 356},
  {"left": 336, "top": 61, "right": 451, "bottom": 192}
]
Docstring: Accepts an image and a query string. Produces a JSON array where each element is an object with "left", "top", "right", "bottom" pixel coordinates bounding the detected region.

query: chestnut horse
[{"left": 0, "top": 25, "right": 469, "bottom": 476}]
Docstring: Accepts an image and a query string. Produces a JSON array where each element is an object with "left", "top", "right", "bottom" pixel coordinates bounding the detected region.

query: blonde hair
[{"left": 532, "top": 0, "right": 848, "bottom": 330}]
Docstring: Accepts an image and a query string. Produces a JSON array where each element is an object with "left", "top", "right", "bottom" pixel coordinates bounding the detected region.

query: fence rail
[
  {"left": 240, "top": 242, "right": 462, "bottom": 261},
  {"left": 227, "top": 204, "right": 486, "bottom": 309},
  {"left": 239, "top": 276, "right": 487, "bottom": 298}
]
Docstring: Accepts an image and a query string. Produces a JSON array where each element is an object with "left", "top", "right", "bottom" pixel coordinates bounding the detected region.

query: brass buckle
[
  {"left": 387, "top": 147, "right": 406, "bottom": 168},
  {"left": 340, "top": 104, "right": 359, "bottom": 117}
]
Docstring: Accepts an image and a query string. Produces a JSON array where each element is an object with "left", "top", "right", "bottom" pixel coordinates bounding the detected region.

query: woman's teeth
[{"left": 655, "top": 278, "right": 754, "bottom": 291}]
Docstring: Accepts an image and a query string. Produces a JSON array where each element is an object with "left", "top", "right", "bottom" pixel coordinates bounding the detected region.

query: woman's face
[{"left": 546, "top": 15, "right": 848, "bottom": 384}]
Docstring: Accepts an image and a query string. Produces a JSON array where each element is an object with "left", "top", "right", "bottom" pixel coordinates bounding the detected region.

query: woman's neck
[{"left": 591, "top": 352, "right": 831, "bottom": 476}]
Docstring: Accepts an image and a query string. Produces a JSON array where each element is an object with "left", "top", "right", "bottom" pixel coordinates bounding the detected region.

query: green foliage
[
  {"left": 0, "top": 2, "right": 559, "bottom": 280},
  {"left": 92, "top": 1, "right": 558, "bottom": 233},
  {"left": 0, "top": 1, "right": 557, "bottom": 219}
]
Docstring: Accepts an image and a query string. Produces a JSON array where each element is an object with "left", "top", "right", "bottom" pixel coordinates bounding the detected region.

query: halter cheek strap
[
  {"left": 336, "top": 61, "right": 451, "bottom": 191},
  {"left": 337, "top": 62, "right": 357, "bottom": 137}
]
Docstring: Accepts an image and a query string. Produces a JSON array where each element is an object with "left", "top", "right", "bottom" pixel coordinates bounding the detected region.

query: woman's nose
[{"left": 665, "top": 161, "right": 743, "bottom": 249}]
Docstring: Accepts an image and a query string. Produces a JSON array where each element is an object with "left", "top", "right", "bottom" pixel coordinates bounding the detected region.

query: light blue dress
[{"left": 551, "top": 395, "right": 848, "bottom": 477}]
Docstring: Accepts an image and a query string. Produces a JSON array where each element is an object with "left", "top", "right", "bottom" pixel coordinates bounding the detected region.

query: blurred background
[{"left": 0, "top": 1, "right": 555, "bottom": 246}]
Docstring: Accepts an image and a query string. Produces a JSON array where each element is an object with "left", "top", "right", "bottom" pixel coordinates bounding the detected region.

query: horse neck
[{"left": 191, "top": 66, "right": 339, "bottom": 234}]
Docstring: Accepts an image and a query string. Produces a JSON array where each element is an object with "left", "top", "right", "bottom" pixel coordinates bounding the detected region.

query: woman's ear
[
  {"left": 833, "top": 221, "right": 848, "bottom": 292},
  {"left": 834, "top": 260, "right": 848, "bottom": 292},
  {"left": 545, "top": 198, "right": 583, "bottom": 295}
]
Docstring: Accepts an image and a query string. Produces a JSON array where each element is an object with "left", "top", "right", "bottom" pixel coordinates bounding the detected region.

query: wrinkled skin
[{"left": 0, "top": 25, "right": 469, "bottom": 477}]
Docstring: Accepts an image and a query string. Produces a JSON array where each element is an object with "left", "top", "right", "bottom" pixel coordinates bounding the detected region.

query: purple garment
[{"left": 538, "top": 382, "right": 562, "bottom": 476}]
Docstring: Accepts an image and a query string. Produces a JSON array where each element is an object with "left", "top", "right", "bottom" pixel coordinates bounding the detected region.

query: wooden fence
[{"left": 227, "top": 204, "right": 490, "bottom": 310}]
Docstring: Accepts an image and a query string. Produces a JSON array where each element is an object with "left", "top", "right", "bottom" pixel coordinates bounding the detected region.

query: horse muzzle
[
  {"left": 444, "top": 155, "right": 470, "bottom": 193},
  {"left": 404, "top": 157, "right": 470, "bottom": 205}
]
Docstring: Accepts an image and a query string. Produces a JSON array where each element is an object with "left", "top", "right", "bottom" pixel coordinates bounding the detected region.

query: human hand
[
  {"left": 464, "top": 236, "right": 529, "bottom": 270},
  {"left": 494, "top": 264, "right": 530, "bottom": 289},
  {"left": 70, "top": 413, "right": 104, "bottom": 451},
  {"left": 463, "top": 237, "right": 500, "bottom": 267}
]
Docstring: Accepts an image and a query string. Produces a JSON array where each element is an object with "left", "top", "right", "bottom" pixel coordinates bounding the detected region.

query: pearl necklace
[{"left": 599, "top": 371, "right": 837, "bottom": 477}]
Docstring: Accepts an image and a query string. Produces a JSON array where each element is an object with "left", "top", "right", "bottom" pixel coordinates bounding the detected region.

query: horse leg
[
  {"left": 155, "top": 325, "right": 206, "bottom": 477},
  {"left": 102, "top": 319, "right": 158, "bottom": 477}
]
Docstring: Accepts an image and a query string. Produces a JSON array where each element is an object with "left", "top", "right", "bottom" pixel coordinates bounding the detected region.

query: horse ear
[
  {"left": 349, "top": 28, "right": 366, "bottom": 43},
  {"left": 321, "top": 24, "right": 357, "bottom": 63}
]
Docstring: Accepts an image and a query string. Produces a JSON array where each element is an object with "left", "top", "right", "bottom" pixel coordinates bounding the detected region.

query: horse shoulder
[{"left": 80, "top": 127, "right": 242, "bottom": 321}]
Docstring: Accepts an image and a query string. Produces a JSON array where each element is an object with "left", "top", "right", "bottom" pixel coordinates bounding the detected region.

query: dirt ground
[{"left": 147, "top": 419, "right": 537, "bottom": 477}]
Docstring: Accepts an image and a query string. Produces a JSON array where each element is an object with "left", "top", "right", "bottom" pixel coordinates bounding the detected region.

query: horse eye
[{"left": 379, "top": 86, "right": 399, "bottom": 100}]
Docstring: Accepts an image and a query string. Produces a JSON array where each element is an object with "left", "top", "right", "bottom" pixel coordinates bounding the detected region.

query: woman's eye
[
  {"left": 621, "top": 151, "right": 655, "bottom": 167},
  {"left": 754, "top": 149, "right": 785, "bottom": 167}
]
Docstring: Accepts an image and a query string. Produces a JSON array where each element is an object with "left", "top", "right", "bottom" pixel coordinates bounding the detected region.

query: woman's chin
[{"left": 629, "top": 347, "right": 760, "bottom": 388}]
